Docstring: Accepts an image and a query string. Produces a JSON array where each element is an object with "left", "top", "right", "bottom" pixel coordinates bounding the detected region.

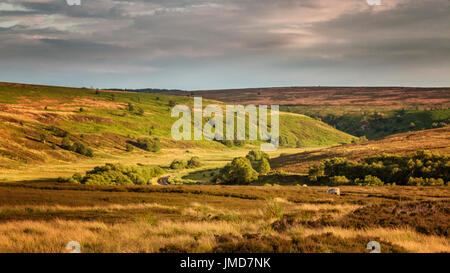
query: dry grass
[
  {"left": 0, "top": 183, "right": 448, "bottom": 253},
  {"left": 299, "top": 227, "right": 449, "bottom": 253}
]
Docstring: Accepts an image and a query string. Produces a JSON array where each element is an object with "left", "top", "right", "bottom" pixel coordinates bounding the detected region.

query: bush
[
  {"left": 187, "top": 156, "right": 202, "bottom": 168},
  {"left": 60, "top": 137, "right": 93, "bottom": 157},
  {"left": 407, "top": 177, "right": 445, "bottom": 186},
  {"left": 72, "top": 142, "right": 94, "bottom": 157},
  {"left": 257, "top": 158, "right": 271, "bottom": 175},
  {"left": 136, "top": 137, "right": 161, "bottom": 152},
  {"left": 329, "top": 176, "right": 350, "bottom": 186},
  {"left": 355, "top": 175, "right": 384, "bottom": 186},
  {"left": 246, "top": 150, "right": 269, "bottom": 161},
  {"left": 215, "top": 157, "right": 259, "bottom": 185},
  {"left": 308, "top": 151, "right": 449, "bottom": 186},
  {"left": 61, "top": 137, "right": 72, "bottom": 150},
  {"left": 170, "top": 159, "right": 187, "bottom": 170},
  {"left": 60, "top": 163, "right": 165, "bottom": 186},
  {"left": 126, "top": 143, "right": 134, "bottom": 152}
]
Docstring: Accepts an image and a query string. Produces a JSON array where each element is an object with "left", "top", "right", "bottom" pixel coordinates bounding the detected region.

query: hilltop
[
  {"left": 270, "top": 126, "right": 450, "bottom": 174},
  {"left": 165, "top": 86, "right": 450, "bottom": 107},
  {"left": 0, "top": 82, "right": 355, "bottom": 169}
]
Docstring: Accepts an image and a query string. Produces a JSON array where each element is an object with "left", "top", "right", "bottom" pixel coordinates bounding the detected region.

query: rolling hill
[
  {"left": 0, "top": 82, "right": 355, "bottom": 169},
  {"left": 165, "top": 87, "right": 450, "bottom": 139},
  {"left": 270, "top": 126, "right": 450, "bottom": 174}
]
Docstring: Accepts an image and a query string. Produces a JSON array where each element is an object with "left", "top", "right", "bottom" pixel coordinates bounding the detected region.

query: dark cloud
[{"left": 0, "top": 0, "right": 448, "bottom": 89}]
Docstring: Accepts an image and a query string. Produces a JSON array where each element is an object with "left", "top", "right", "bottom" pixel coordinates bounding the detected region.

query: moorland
[{"left": 0, "top": 82, "right": 448, "bottom": 253}]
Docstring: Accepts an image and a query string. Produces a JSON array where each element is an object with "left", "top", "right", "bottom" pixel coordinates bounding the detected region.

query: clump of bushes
[
  {"left": 246, "top": 150, "right": 271, "bottom": 175},
  {"left": 170, "top": 157, "right": 202, "bottom": 170},
  {"left": 136, "top": 137, "right": 161, "bottom": 152},
  {"left": 125, "top": 143, "right": 134, "bottom": 152},
  {"left": 214, "top": 157, "right": 259, "bottom": 185},
  {"left": 246, "top": 150, "right": 269, "bottom": 162},
  {"left": 214, "top": 150, "right": 271, "bottom": 185},
  {"left": 257, "top": 158, "right": 271, "bottom": 175},
  {"left": 170, "top": 159, "right": 187, "bottom": 170},
  {"left": 61, "top": 137, "right": 93, "bottom": 157},
  {"left": 187, "top": 156, "right": 202, "bottom": 168},
  {"left": 407, "top": 177, "right": 445, "bottom": 186},
  {"left": 219, "top": 140, "right": 247, "bottom": 148},
  {"left": 308, "top": 150, "right": 449, "bottom": 186},
  {"left": 59, "top": 163, "right": 165, "bottom": 185},
  {"left": 126, "top": 103, "right": 144, "bottom": 116},
  {"left": 354, "top": 175, "right": 384, "bottom": 186}
]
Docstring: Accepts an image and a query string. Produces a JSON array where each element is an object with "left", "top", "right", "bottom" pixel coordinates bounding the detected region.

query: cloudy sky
[{"left": 0, "top": 0, "right": 449, "bottom": 90}]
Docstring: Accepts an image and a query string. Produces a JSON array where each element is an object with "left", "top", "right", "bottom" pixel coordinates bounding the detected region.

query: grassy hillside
[
  {"left": 0, "top": 82, "right": 355, "bottom": 169},
  {"left": 164, "top": 86, "right": 450, "bottom": 139},
  {"left": 271, "top": 126, "right": 450, "bottom": 174}
]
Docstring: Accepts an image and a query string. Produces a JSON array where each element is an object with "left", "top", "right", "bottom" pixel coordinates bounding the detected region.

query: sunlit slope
[
  {"left": 0, "top": 82, "right": 355, "bottom": 168},
  {"left": 271, "top": 126, "right": 450, "bottom": 174}
]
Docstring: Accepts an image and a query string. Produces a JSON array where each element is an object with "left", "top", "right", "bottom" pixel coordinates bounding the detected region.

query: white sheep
[{"left": 327, "top": 187, "right": 340, "bottom": 196}]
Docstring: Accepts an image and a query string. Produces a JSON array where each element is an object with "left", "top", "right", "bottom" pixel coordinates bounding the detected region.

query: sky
[{"left": 0, "top": 0, "right": 449, "bottom": 90}]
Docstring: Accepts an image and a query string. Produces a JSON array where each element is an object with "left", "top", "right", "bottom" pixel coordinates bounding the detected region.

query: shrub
[
  {"left": 329, "top": 176, "right": 350, "bottom": 186},
  {"left": 187, "top": 156, "right": 202, "bottom": 168},
  {"left": 72, "top": 142, "right": 94, "bottom": 157},
  {"left": 407, "top": 177, "right": 445, "bottom": 186},
  {"left": 61, "top": 137, "right": 72, "bottom": 150},
  {"left": 257, "top": 158, "right": 271, "bottom": 175},
  {"left": 170, "top": 159, "right": 187, "bottom": 170},
  {"left": 308, "top": 151, "right": 449, "bottom": 186},
  {"left": 246, "top": 150, "right": 269, "bottom": 162},
  {"left": 355, "top": 175, "right": 384, "bottom": 186},
  {"left": 125, "top": 144, "right": 134, "bottom": 152},
  {"left": 264, "top": 198, "right": 284, "bottom": 219},
  {"left": 60, "top": 163, "right": 165, "bottom": 186},
  {"left": 215, "top": 157, "right": 259, "bottom": 185},
  {"left": 60, "top": 137, "right": 93, "bottom": 157},
  {"left": 136, "top": 138, "right": 161, "bottom": 152}
]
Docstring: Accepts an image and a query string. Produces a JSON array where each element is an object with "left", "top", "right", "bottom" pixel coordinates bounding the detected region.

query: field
[
  {"left": 0, "top": 82, "right": 449, "bottom": 253},
  {"left": 164, "top": 87, "right": 450, "bottom": 107},
  {"left": 0, "top": 182, "right": 448, "bottom": 253}
]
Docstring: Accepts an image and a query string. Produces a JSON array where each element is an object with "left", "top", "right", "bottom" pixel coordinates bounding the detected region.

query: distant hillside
[
  {"left": 164, "top": 86, "right": 450, "bottom": 107},
  {"left": 107, "top": 88, "right": 184, "bottom": 93},
  {"left": 271, "top": 127, "right": 450, "bottom": 174},
  {"left": 164, "top": 87, "right": 450, "bottom": 139},
  {"left": 0, "top": 82, "right": 355, "bottom": 169}
]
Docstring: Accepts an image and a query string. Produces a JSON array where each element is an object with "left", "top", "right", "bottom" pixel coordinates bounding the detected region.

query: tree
[
  {"left": 215, "top": 157, "right": 258, "bottom": 185},
  {"left": 170, "top": 159, "right": 186, "bottom": 170},
  {"left": 61, "top": 137, "right": 72, "bottom": 150},
  {"left": 137, "top": 138, "right": 161, "bottom": 152},
  {"left": 187, "top": 156, "right": 202, "bottom": 168},
  {"left": 257, "top": 158, "right": 271, "bottom": 175},
  {"left": 246, "top": 150, "right": 269, "bottom": 161}
]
